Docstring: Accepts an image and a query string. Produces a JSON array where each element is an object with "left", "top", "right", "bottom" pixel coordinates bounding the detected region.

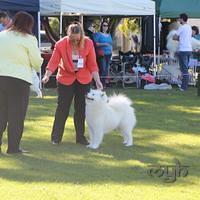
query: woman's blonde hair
[{"left": 66, "top": 21, "right": 85, "bottom": 48}]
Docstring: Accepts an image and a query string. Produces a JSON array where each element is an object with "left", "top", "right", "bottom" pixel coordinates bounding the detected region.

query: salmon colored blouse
[{"left": 46, "top": 36, "right": 98, "bottom": 85}]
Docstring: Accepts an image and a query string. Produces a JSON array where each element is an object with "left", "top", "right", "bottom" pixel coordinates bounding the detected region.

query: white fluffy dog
[
  {"left": 85, "top": 90, "right": 136, "bottom": 149},
  {"left": 166, "top": 29, "right": 179, "bottom": 59}
]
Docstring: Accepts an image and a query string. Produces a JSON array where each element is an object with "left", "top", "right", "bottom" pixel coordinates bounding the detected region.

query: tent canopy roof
[
  {"left": 0, "top": 0, "right": 39, "bottom": 12},
  {"left": 154, "top": 0, "right": 200, "bottom": 18},
  {"left": 40, "top": 0, "right": 155, "bottom": 16}
]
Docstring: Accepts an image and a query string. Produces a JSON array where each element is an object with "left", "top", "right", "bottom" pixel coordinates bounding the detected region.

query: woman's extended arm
[{"left": 92, "top": 71, "right": 103, "bottom": 90}]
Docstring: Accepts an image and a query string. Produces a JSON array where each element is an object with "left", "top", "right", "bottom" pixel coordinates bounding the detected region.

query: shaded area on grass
[{"left": 0, "top": 87, "right": 199, "bottom": 187}]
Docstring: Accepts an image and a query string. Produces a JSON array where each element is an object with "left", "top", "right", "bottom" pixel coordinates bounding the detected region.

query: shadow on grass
[
  {"left": 28, "top": 88, "right": 200, "bottom": 135},
  {"left": 0, "top": 88, "right": 198, "bottom": 185},
  {"left": 0, "top": 135, "right": 199, "bottom": 185}
]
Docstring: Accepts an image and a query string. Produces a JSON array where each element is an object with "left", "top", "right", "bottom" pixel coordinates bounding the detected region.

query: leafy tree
[
  {"left": 118, "top": 18, "right": 140, "bottom": 38},
  {"left": 49, "top": 17, "right": 59, "bottom": 37}
]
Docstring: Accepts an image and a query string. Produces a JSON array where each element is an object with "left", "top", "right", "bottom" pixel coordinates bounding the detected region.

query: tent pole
[
  {"left": 37, "top": 11, "right": 42, "bottom": 89},
  {"left": 59, "top": 12, "right": 63, "bottom": 39},
  {"left": 153, "top": 13, "right": 157, "bottom": 77},
  {"left": 38, "top": 12, "right": 41, "bottom": 46},
  {"left": 158, "top": 16, "right": 161, "bottom": 65}
]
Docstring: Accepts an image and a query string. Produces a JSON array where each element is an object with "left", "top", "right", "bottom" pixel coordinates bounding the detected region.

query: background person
[
  {"left": 192, "top": 26, "right": 200, "bottom": 40},
  {"left": 0, "top": 11, "right": 43, "bottom": 154},
  {"left": 173, "top": 13, "right": 192, "bottom": 91},
  {"left": 42, "top": 22, "right": 103, "bottom": 145},
  {"left": 0, "top": 23, "right": 4, "bottom": 31},
  {"left": 85, "top": 22, "right": 96, "bottom": 42},
  {"left": 94, "top": 21, "right": 113, "bottom": 88},
  {"left": 0, "top": 11, "right": 12, "bottom": 31}
]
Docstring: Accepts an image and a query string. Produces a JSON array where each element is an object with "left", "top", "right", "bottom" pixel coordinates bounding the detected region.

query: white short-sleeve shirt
[{"left": 176, "top": 24, "right": 192, "bottom": 51}]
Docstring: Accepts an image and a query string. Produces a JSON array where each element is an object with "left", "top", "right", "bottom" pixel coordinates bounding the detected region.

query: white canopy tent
[
  {"left": 40, "top": 0, "right": 156, "bottom": 70},
  {"left": 40, "top": 0, "right": 155, "bottom": 16}
]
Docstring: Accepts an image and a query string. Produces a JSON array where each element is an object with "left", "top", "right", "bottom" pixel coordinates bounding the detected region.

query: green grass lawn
[{"left": 0, "top": 86, "right": 200, "bottom": 200}]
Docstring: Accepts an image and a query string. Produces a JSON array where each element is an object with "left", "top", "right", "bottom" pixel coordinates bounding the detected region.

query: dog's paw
[
  {"left": 124, "top": 143, "right": 133, "bottom": 147},
  {"left": 86, "top": 144, "right": 99, "bottom": 149},
  {"left": 36, "top": 91, "right": 43, "bottom": 98},
  {"left": 86, "top": 144, "right": 92, "bottom": 148}
]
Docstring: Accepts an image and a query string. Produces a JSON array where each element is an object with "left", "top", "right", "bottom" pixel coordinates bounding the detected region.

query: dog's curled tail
[{"left": 108, "top": 94, "right": 133, "bottom": 106}]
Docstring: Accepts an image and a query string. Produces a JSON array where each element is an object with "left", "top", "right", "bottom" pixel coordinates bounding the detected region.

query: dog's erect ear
[{"left": 90, "top": 89, "right": 95, "bottom": 92}]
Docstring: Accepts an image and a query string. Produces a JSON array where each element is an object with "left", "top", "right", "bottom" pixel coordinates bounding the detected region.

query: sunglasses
[{"left": 102, "top": 24, "right": 108, "bottom": 27}]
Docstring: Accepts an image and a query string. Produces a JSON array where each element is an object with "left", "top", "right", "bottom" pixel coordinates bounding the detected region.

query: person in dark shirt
[{"left": 85, "top": 22, "right": 96, "bottom": 42}]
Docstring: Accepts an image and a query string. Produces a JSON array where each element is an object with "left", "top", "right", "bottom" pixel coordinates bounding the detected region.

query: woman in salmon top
[{"left": 42, "top": 21, "right": 103, "bottom": 145}]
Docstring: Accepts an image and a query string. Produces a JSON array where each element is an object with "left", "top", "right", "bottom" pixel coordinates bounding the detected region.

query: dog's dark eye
[{"left": 101, "top": 94, "right": 104, "bottom": 97}]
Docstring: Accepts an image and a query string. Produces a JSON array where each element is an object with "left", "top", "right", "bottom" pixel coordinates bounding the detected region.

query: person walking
[{"left": 173, "top": 13, "right": 192, "bottom": 91}]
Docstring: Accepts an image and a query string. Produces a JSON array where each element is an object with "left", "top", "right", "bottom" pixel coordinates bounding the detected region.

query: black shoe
[
  {"left": 76, "top": 137, "right": 89, "bottom": 145},
  {"left": 7, "top": 148, "right": 29, "bottom": 154}
]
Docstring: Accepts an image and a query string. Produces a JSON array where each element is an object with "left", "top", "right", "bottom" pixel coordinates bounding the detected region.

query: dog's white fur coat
[
  {"left": 86, "top": 90, "right": 136, "bottom": 149},
  {"left": 30, "top": 69, "right": 42, "bottom": 98}
]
